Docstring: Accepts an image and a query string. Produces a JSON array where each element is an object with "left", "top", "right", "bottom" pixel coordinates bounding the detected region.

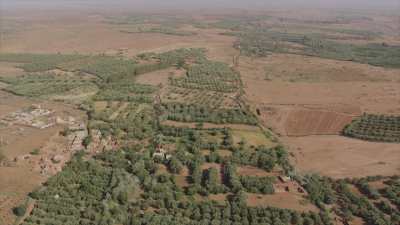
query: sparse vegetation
[
  {"left": 0, "top": 53, "right": 86, "bottom": 72},
  {"left": 106, "top": 14, "right": 198, "bottom": 36},
  {"left": 234, "top": 30, "right": 400, "bottom": 68}
]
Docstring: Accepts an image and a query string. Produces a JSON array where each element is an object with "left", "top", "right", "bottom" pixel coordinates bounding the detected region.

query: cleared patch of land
[
  {"left": 285, "top": 109, "right": 356, "bottom": 136},
  {"left": 284, "top": 135, "right": 400, "bottom": 178},
  {"left": 135, "top": 67, "right": 185, "bottom": 86},
  {"left": 0, "top": 62, "right": 25, "bottom": 78},
  {"left": 231, "top": 129, "right": 275, "bottom": 147},
  {"left": 246, "top": 192, "right": 318, "bottom": 212}
]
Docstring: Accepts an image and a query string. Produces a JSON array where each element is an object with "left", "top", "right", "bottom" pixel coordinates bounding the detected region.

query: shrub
[
  {"left": 30, "top": 148, "right": 40, "bottom": 155},
  {"left": 13, "top": 205, "right": 26, "bottom": 217}
]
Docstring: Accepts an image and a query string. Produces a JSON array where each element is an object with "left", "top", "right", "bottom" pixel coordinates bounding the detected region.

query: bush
[
  {"left": 82, "top": 136, "right": 92, "bottom": 148},
  {"left": 13, "top": 205, "right": 26, "bottom": 217},
  {"left": 30, "top": 148, "right": 40, "bottom": 155}
]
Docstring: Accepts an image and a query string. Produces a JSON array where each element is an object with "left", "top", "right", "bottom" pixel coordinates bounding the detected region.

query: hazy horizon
[{"left": 2, "top": 0, "right": 400, "bottom": 12}]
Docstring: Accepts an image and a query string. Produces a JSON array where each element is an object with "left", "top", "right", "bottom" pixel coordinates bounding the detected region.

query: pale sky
[{"left": 2, "top": 0, "right": 400, "bottom": 11}]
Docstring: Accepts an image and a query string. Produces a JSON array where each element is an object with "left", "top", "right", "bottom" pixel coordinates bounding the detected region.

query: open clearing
[
  {"left": 284, "top": 109, "right": 357, "bottom": 136},
  {"left": 231, "top": 129, "right": 275, "bottom": 147},
  {"left": 0, "top": 11, "right": 237, "bottom": 65},
  {"left": 284, "top": 135, "right": 400, "bottom": 178},
  {"left": 246, "top": 192, "right": 318, "bottom": 212},
  {"left": 236, "top": 165, "right": 278, "bottom": 177},
  {"left": 240, "top": 55, "right": 400, "bottom": 115},
  {"left": 135, "top": 67, "right": 185, "bottom": 86}
]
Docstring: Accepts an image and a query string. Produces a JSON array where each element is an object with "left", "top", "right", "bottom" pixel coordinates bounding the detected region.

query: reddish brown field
[
  {"left": 246, "top": 192, "right": 318, "bottom": 212},
  {"left": 285, "top": 109, "right": 357, "bottom": 136}
]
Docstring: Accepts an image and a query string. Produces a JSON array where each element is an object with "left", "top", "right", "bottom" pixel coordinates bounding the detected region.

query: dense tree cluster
[
  {"left": 165, "top": 88, "right": 226, "bottom": 109},
  {"left": 0, "top": 73, "right": 97, "bottom": 97},
  {"left": 300, "top": 175, "right": 336, "bottom": 207},
  {"left": 161, "top": 102, "right": 257, "bottom": 125},
  {"left": 381, "top": 177, "right": 400, "bottom": 210},
  {"left": 170, "top": 61, "right": 240, "bottom": 93},
  {"left": 234, "top": 28, "right": 400, "bottom": 68},
  {"left": 22, "top": 151, "right": 333, "bottom": 225},
  {"left": 332, "top": 180, "right": 400, "bottom": 225},
  {"left": 230, "top": 145, "right": 291, "bottom": 173},
  {"left": 223, "top": 163, "right": 275, "bottom": 194},
  {"left": 93, "top": 81, "right": 156, "bottom": 103},
  {"left": 90, "top": 103, "right": 156, "bottom": 140},
  {"left": 343, "top": 113, "right": 400, "bottom": 143},
  {"left": 2, "top": 49, "right": 337, "bottom": 225},
  {"left": 0, "top": 53, "right": 86, "bottom": 72}
]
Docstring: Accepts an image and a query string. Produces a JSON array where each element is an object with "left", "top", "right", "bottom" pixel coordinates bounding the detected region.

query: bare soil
[
  {"left": 0, "top": 62, "right": 25, "bottom": 78},
  {"left": 284, "top": 109, "right": 357, "bottom": 136},
  {"left": 135, "top": 68, "right": 185, "bottom": 86},
  {"left": 236, "top": 165, "right": 278, "bottom": 177},
  {"left": 284, "top": 135, "right": 400, "bottom": 178},
  {"left": 175, "top": 167, "right": 190, "bottom": 188},
  {"left": 201, "top": 149, "right": 232, "bottom": 157},
  {"left": 246, "top": 192, "right": 318, "bottom": 212}
]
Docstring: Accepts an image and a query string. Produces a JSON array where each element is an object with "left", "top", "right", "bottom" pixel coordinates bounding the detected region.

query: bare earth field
[
  {"left": 135, "top": 67, "right": 185, "bottom": 86},
  {"left": 0, "top": 11, "right": 237, "bottom": 65},
  {"left": 240, "top": 55, "right": 400, "bottom": 114},
  {"left": 284, "top": 109, "right": 357, "bottom": 136},
  {"left": 283, "top": 135, "right": 400, "bottom": 178},
  {"left": 246, "top": 192, "right": 318, "bottom": 212}
]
